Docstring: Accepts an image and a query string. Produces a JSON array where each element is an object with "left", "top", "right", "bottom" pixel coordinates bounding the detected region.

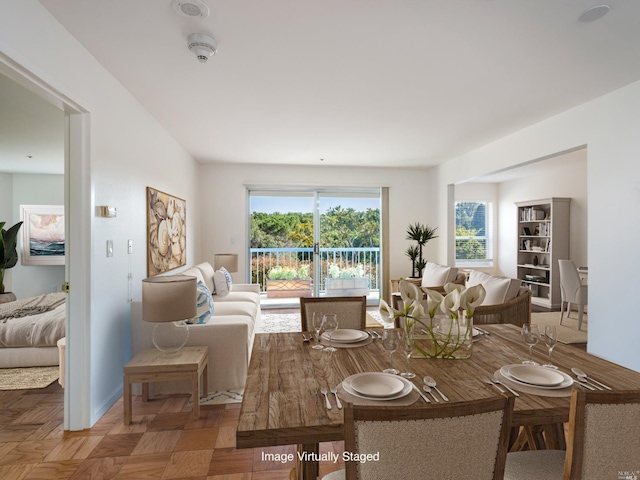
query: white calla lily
[
  {"left": 441, "top": 289, "right": 461, "bottom": 318},
  {"left": 378, "top": 299, "right": 396, "bottom": 325},
  {"left": 399, "top": 280, "right": 422, "bottom": 304},
  {"left": 409, "top": 301, "right": 427, "bottom": 321},
  {"left": 421, "top": 288, "right": 443, "bottom": 319},
  {"left": 444, "top": 282, "right": 464, "bottom": 294},
  {"left": 460, "top": 284, "right": 486, "bottom": 317}
]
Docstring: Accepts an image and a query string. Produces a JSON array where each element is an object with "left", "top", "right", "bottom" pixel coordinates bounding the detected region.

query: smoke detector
[
  {"left": 172, "top": 0, "right": 210, "bottom": 18},
  {"left": 187, "top": 33, "right": 217, "bottom": 63}
]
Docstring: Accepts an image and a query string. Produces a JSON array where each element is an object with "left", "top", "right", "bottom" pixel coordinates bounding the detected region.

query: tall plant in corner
[
  {"left": 0, "top": 221, "right": 23, "bottom": 294},
  {"left": 405, "top": 222, "right": 438, "bottom": 278}
]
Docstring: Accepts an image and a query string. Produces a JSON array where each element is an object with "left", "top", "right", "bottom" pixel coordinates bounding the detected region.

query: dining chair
[
  {"left": 558, "top": 259, "right": 588, "bottom": 330},
  {"left": 504, "top": 389, "right": 640, "bottom": 480},
  {"left": 300, "top": 296, "right": 367, "bottom": 331},
  {"left": 322, "top": 395, "right": 515, "bottom": 480}
]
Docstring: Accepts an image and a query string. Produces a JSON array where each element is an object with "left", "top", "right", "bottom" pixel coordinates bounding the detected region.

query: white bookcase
[{"left": 516, "top": 198, "right": 570, "bottom": 309}]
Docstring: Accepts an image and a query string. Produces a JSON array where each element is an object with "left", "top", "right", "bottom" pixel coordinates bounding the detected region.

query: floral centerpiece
[{"left": 379, "top": 280, "right": 486, "bottom": 359}]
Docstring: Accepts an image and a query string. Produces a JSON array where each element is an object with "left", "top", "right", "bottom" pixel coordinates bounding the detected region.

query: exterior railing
[{"left": 250, "top": 247, "right": 381, "bottom": 293}]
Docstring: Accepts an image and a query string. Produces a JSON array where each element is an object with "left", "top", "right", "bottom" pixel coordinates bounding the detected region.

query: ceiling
[{"left": 3, "top": 1, "right": 640, "bottom": 173}]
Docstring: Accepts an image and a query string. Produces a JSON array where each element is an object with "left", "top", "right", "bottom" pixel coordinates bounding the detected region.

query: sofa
[{"left": 130, "top": 261, "right": 261, "bottom": 395}]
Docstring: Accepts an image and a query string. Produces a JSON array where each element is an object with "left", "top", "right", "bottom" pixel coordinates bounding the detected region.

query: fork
[
  {"left": 483, "top": 377, "right": 505, "bottom": 393},
  {"left": 490, "top": 375, "right": 519, "bottom": 397},
  {"left": 320, "top": 388, "right": 332, "bottom": 410},
  {"left": 330, "top": 386, "right": 342, "bottom": 409}
]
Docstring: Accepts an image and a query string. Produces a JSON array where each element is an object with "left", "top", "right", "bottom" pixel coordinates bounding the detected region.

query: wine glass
[
  {"left": 322, "top": 314, "right": 338, "bottom": 353},
  {"left": 311, "top": 311, "right": 325, "bottom": 350},
  {"left": 521, "top": 324, "right": 541, "bottom": 365},
  {"left": 400, "top": 328, "right": 415, "bottom": 378},
  {"left": 381, "top": 329, "right": 400, "bottom": 374},
  {"left": 543, "top": 325, "right": 558, "bottom": 369}
]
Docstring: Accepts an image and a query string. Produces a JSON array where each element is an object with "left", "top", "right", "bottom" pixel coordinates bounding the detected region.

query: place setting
[{"left": 336, "top": 371, "right": 419, "bottom": 406}]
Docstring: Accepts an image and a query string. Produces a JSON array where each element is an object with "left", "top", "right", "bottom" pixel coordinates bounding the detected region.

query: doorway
[{"left": 248, "top": 188, "right": 382, "bottom": 308}]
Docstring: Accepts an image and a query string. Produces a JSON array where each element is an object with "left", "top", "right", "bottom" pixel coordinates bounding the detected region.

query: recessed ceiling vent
[
  {"left": 172, "top": 0, "right": 210, "bottom": 18},
  {"left": 187, "top": 33, "right": 217, "bottom": 63}
]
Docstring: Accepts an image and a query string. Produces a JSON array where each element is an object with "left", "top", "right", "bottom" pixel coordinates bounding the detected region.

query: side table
[{"left": 123, "top": 346, "right": 208, "bottom": 425}]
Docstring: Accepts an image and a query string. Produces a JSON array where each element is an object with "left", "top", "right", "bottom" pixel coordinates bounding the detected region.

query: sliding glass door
[{"left": 248, "top": 188, "right": 381, "bottom": 308}]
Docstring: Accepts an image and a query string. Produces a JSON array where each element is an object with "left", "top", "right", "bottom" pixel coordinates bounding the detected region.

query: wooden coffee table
[{"left": 123, "top": 346, "right": 208, "bottom": 425}]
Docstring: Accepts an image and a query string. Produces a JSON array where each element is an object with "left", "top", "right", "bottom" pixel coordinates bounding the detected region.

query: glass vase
[{"left": 412, "top": 313, "right": 473, "bottom": 359}]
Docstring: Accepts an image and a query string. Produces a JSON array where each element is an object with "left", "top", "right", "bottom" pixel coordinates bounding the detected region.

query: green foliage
[
  {"left": 328, "top": 262, "right": 365, "bottom": 279},
  {"left": 0, "top": 221, "right": 24, "bottom": 293},
  {"left": 250, "top": 207, "right": 380, "bottom": 249},
  {"left": 455, "top": 226, "right": 486, "bottom": 260},
  {"left": 405, "top": 222, "right": 438, "bottom": 277},
  {"left": 455, "top": 202, "right": 486, "bottom": 235},
  {"left": 268, "top": 265, "right": 310, "bottom": 280}
]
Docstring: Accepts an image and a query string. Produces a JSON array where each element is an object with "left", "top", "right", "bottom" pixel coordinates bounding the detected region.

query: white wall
[
  {"left": 198, "top": 163, "right": 436, "bottom": 287},
  {"left": 1, "top": 1, "right": 201, "bottom": 425},
  {"left": 10, "top": 173, "right": 65, "bottom": 298},
  {"left": 0, "top": 173, "right": 13, "bottom": 291},
  {"left": 433, "top": 81, "right": 640, "bottom": 372},
  {"left": 497, "top": 152, "right": 588, "bottom": 279}
]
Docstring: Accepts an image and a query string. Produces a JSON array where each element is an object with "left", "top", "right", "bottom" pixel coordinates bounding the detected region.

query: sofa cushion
[
  {"left": 212, "top": 291, "right": 260, "bottom": 306},
  {"left": 467, "top": 270, "right": 521, "bottom": 305},
  {"left": 421, "top": 262, "right": 458, "bottom": 287},
  {"left": 187, "top": 280, "right": 214, "bottom": 324},
  {"left": 213, "top": 270, "right": 229, "bottom": 296},
  {"left": 182, "top": 266, "right": 206, "bottom": 285},
  {"left": 195, "top": 262, "right": 216, "bottom": 292},
  {"left": 213, "top": 300, "right": 258, "bottom": 319}
]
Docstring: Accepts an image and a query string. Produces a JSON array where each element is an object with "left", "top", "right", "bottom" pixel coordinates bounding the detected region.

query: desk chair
[
  {"left": 323, "top": 395, "right": 514, "bottom": 480},
  {"left": 300, "top": 296, "right": 367, "bottom": 331},
  {"left": 558, "top": 259, "right": 588, "bottom": 330},
  {"left": 504, "top": 389, "right": 640, "bottom": 479}
]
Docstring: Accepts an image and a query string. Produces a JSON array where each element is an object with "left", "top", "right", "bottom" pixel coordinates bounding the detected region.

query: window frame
[{"left": 454, "top": 200, "right": 494, "bottom": 267}]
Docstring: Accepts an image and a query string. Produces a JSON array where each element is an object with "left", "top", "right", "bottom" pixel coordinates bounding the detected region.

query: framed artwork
[
  {"left": 146, "top": 187, "right": 187, "bottom": 276},
  {"left": 20, "top": 205, "right": 65, "bottom": 266}
]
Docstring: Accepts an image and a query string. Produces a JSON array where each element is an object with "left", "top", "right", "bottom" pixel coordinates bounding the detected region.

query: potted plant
[
  {"left": 0, "top": 221, "right": 23, "bottom": 303},
  {"left": 325, "top": 263, "right": 369, "bottom": 296},
  {"left": 405, "top": 222, "right": 438, "bottom": 278},
  {"left": 266, "top": 265, "right": 312, "bottom": 298}
]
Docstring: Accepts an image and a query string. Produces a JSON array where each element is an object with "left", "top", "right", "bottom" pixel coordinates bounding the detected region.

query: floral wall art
[
  {"left": 20, "top": 205, "right": 65, "bottom": 266},
  {"left": 146, "top": 187, "right": 186, "bottom": 276}
]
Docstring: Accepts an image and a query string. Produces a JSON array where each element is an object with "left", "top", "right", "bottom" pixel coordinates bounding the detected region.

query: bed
[{"left": 0, "top": 293, "right": 66, "bottom": 368}]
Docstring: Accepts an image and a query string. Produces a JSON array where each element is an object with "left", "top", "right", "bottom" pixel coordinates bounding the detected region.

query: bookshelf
[{"left": 516, "top": 198, "right": 570, "bottom": 309}]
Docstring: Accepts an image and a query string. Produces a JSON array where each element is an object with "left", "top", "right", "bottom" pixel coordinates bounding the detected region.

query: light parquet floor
[{"left": 0, "top": 382, "right": 345, "bottom": 480}]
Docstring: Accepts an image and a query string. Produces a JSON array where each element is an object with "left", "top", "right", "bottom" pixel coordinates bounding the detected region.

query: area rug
[
  {"left": 190, "top": 388, "right": 244, "bottom": 406},
  {"left": 258, "top": 310, "right": 385, "bottom": 333},
  {"left": 531, "top": 311, "right": 588, "bottom": 344},
  {"left": 0, "top": 366, "right": 59, "bottom": 390}
]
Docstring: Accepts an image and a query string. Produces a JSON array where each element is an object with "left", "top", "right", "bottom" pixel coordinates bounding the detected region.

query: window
[{"left": 455, "top": 201, "right": 493, "bottom": 266}]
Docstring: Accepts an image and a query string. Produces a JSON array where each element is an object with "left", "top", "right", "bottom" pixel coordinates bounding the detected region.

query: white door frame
[{"left": 0, "top": 50, "right": 92, "bottom": 430}]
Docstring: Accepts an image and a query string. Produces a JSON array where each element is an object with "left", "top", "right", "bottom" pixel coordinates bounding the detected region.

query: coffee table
[{"left": 123, "top": 346, "right": 208, "bottom": 425}]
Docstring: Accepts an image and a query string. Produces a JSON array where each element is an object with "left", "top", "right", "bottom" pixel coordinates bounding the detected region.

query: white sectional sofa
[{"left": 130, "top": 261, "right": 261, "bottom": 394}]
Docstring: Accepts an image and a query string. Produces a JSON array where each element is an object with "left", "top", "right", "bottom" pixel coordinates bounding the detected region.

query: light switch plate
[
  {"left": 128, "top": 239, "right": 133, "bottom": 254},
  {"left": 107, "top": 240, "right": 114, "bottom": 257}
]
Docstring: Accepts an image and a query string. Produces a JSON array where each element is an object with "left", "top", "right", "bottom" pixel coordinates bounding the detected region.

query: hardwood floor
[{"left": 0, "top": 382, "right": 345, "bottom": 479}]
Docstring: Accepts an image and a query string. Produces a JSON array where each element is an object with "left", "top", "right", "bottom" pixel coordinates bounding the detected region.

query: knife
[{"left": 412, "top": 383, "right": 431, "bottom": 403}]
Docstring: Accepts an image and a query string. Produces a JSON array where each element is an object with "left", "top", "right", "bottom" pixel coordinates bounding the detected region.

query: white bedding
[{"left": 0, "top": 302, "right": 66, "bottom": 348}]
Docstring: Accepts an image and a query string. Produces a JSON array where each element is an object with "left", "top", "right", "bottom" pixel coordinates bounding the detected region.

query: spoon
[
  {"left": 422, "top": 385, "right": 440, "bottom": 402},
  {"left": 573, "top": 375, "right": 596, "bottom": 390},
  {"left": 571, "top": 368, "right": 611, "bottom": 390},
  {"left": 423, "top": 376, "right": 449, "bottom": 402}
]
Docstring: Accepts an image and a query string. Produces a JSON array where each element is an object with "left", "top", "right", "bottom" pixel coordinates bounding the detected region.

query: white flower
[
  {"left": 421, "top": 288, "right": 443, "bottom": 319},
  {"left": 444, "top": 282, "right": 464, "bottom": 294},
  {"left": 441, "top": 288, "right": 462, "bottom": 318},
  {"left": 399, "top": 280, "right": 422, "bottom": 304},
  {"left": 378, "top": 299, "right": 396, "bottom": 325},
  {"left": 460, "top": 284, "right": 486, "bottom": 317},
  {"left": 408, "top": 300, "right": 427, "bottom": 321}
]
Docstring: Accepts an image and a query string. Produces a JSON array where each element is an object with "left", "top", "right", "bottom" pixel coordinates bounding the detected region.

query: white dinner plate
[
  {"left": 322, "top": 329, "right": 369, "bottom": 343},
  {"left": 342, "top": 373, "right": 412, "bottom": 401},
  {"left": 500, "top": 365, "right": 573, "bottom": 390},
  {"left": 349, "top": 372, "right": 405, "bottom": 397},
  {"left": 506, "top": 365, "right": 565, "bottom": 386}
]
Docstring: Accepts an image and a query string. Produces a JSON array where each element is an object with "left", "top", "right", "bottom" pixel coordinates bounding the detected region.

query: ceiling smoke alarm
[
  {"left": 188, "top": 33, "right": 217, "bottom": 63},
  {"left": 172, "top": 0, "right": 210, "bottom": 18}
]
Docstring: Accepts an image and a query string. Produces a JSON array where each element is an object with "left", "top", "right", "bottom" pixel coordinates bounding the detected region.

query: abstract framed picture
[
  {"left": 146, "top": 187, "right": 187, "bottom": 276},
  {"left": 20, "top": 205, "right": 65, "bottom": 266}
]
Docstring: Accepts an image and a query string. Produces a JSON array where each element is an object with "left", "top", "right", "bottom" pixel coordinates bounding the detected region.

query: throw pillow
[
  {"left": 220, "top": 266, "right": 233, "bottom": 291},
  {"left": 187, "top": 280, "right": 214, "bottom": 324},
  {"left": 213, "top": 270, "right": 230, "bottom": 296},
  {"left": 467, "top": 270, "right": 511, "bottom": 305},
  {"left": 421, "top": 262, "right": 452, "bottom": 287}
]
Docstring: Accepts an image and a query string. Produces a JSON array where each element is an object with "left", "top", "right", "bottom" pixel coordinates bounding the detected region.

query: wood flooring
[{"left": 0, "top": 382, "right": 345, "bottom": 479}]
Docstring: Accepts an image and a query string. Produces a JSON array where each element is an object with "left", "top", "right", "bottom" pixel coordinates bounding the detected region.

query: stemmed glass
[
  {"left": 311, "top": 311, "right": 325, "bottom": 350},
  {"left": 543, "top": 325, "right": 558, "bottom": 369},
  {"left": 381, "top": 329, "right": 400, "bottom": 374},
  {"left": 322, "top": 314, "right": 338, "bottom": 353},
  {"left": 400, "top": 328, "right": 415, "bottom": 378},
  {"left": 521, "top": 324, "right": 541, "bottom": 365}
]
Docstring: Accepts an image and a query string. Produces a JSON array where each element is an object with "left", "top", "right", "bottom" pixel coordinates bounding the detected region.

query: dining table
[{"left": 235, "top": 324, "right": 640, "bottom": 480}]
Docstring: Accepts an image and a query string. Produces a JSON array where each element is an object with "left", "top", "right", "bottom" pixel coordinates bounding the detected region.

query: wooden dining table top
[{"left": 236, "top": 324, "right": 640, "bottom": 450}]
